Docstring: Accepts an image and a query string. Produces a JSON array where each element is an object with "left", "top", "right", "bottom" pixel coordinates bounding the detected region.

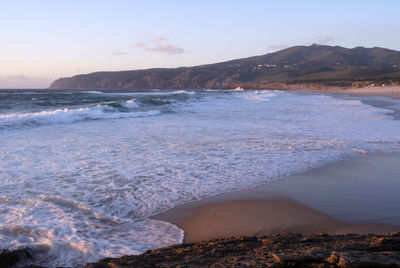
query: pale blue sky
[{"left": 0, "top": 0, "right": 399, "bottom": 88}]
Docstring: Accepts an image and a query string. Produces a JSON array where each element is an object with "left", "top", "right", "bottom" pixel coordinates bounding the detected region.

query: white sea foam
[
  {"left": 171, "top": 90, "right": 196, "bottom": 95},
  {"left": 84, "top": 90, "right": 195, "bottom": 96},
  {"left": 122, "top": 99, "right": 139, "bottom": 108},
  {"left": 1, "top": 90, "right": 400, "bottom": 267},
  {"left": 85, "top": 90, "right": 104, "bottom": 94},
  {"left": 0, "top": 218, "right": 182, "bottom": 267},
  {"left": 239, "top": 90, "right": 277, "bottom": 101}
]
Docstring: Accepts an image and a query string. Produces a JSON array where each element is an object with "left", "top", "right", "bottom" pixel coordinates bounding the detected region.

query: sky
[{"left": 0, "top": 0, "right": 399, "bottom": 88}]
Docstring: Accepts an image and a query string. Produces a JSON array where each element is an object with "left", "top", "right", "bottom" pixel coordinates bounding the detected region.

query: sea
[{"left": 1, "top": 89, "right": 400, "bottom": 267}]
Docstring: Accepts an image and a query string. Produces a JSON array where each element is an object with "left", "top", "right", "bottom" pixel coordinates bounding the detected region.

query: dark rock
[
  {"left": 5, "top": 233, "right": 400, "bottom": 267},
  {"left": 0, "top": 248, "right": 33, "bottom": 268},
  {"left": 84, "top": 232, "right": 400, "bottom": 267}
]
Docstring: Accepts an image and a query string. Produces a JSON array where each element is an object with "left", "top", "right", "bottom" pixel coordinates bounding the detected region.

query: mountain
[{"left": 50, "top": 45, "right": 400, "bottom": 89}]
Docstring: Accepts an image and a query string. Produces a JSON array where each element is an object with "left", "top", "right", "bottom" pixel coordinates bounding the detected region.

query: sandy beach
[
  {"left": 153, "top": 88, "right": 400, "bottom": 243},
  {"left": 312, "top": 86, "right": 400, "bottom": 99}
]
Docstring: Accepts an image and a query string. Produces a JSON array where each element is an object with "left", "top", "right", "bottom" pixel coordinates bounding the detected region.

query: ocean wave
[
  {"left": 122, "top": 99, "right": 139, "bottom": 108},
  {"left": 0, "top": 104, "right": 160, "bottom": 129},
  {"left": 85, "top": 90, "right": 104, "bottom": 94},
  {"left": 238, "top": 90, "right": 278, "bottom": 101},
  {"left": 170, "top": 90, "right": 196, "bottom": 95},
  {"left": 84, "top": 90, "right": 196, "bottom": 96}
]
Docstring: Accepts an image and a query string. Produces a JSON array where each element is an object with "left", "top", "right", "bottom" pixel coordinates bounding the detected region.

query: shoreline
[
  {"left": 306, "top": 86, "right": 400, "bottom": 99},
  {"left": 153, "top": 153, "right": 400, "bottom": 243},
  {"left": 153, "top": 89, "right": 400, "bottom": 243},
  {"left": 293, "top": 86, "right": 400, "bottom": 120},
  {"left": 4, "top": 88, "right": 400, "bottom": 267}
]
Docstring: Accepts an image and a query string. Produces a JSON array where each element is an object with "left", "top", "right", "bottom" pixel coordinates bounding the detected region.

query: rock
[
  {"left": 84, "top": 232, "right": 400, "bottom": 268},
  {"left": 4, "top": 233, "right": 400, "bottom": 267},
  {"left": 0, "top": 248, "right": 33, "bottom": 268}
]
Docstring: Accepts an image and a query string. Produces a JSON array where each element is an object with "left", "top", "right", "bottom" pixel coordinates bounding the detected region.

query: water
[{"left": 1, "top": 89, "right": 400, "bottom": 267}]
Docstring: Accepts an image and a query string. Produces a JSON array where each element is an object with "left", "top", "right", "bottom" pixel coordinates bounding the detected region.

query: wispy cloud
[
  {"left": 267, "top": 44, "right": 288, "bottom": 51},
  {"left": 145, "top": 44, "right": 184, "bottom": 55},
  {"left": 133, "top": 42, "right": 147, "bottom": 48},
  {"left": 134, "top": 36, "right": 184, "bottom": 55},
  {"left": 152, "top": 36, "right": 167, "bottom": 42},
  {"left": 112, "top": 51, "right": 128, "bottom": 55},
  {"left": 312, "top": 36, "right": 335, "bottom": 45}
]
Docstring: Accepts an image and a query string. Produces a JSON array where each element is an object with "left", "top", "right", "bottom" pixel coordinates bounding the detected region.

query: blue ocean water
[{"left": 1, "top": 89, "right": 400, "bottom": 266}]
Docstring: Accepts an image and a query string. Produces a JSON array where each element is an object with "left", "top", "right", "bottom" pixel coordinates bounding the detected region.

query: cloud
[
  {"left": 152, "top": 36, "right": 167, "bottom": 42},
  {"left": 0, "top": 75, "right": 52, "bottom": 89},
  {"left": 144, "top": 44, "right": 184, "bottom": 55},
  {"left": 133, "top": 42, "right": 147, "bottom": 47},
  {"left": 112, "top": 51, "right": 128, "bottom": 55},
  {"left": 267, "top": 44, "right": 288, "bottom": 51},
  {"left": 134, "top": 36, "right": 184, "bottom": 55},
  {"left": 312, "top": 36, "right": 335, "bottom": 45}
]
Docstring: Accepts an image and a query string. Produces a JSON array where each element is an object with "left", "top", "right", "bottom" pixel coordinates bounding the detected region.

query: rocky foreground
[
  {"left": 84, "top": 233, "right": 400, "bottom": 268},
  {"left": 2, "top": 233, "right": 400, "bottom": 267}
]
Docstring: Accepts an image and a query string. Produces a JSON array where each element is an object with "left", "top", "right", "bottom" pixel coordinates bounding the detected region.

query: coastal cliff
[{"left": 50, "top": 45, "right": 400, "bottom": 90}]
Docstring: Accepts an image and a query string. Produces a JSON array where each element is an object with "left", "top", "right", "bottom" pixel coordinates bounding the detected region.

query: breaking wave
[
  {"left": 85, "top": 90, "right": 104, "bottom": 94},
  {"left": 0, "top": 102, "right": 160, "bottom": 129},
  {"left": 84, "top": 90, "right": 196, "bottom": 96},
  {"left": 122, "top": 99, "right": 139, "bottom": 108}
]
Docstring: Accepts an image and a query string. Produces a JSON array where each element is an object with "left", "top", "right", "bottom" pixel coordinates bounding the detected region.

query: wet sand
[
  {"left": 153, "top": 153, "right": 400, "bottom": 243},
  {"left": 153, "top": 92, "right": 400, "bottom": 243}
]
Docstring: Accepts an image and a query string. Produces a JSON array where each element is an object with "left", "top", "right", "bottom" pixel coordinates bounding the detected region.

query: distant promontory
[{"left": 50, "top": 45, "right": 400, "bottom": 90}]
